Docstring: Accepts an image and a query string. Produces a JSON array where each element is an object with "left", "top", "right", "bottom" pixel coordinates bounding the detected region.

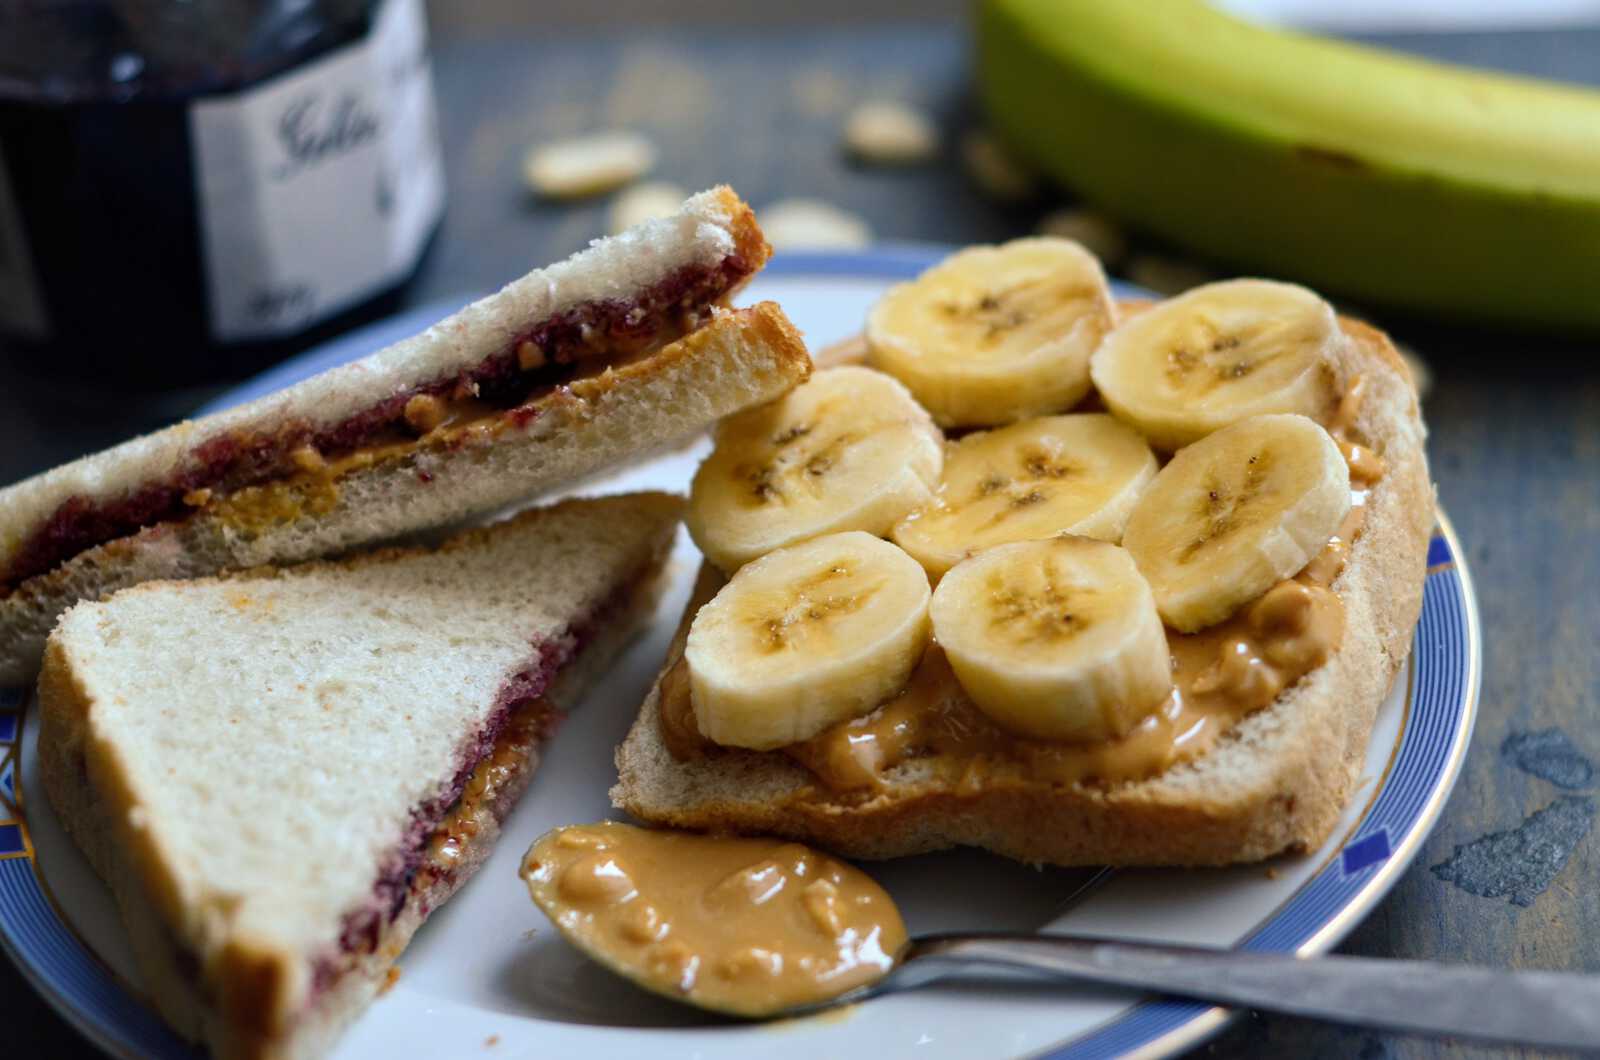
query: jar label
[
  {"left": 190, "top": 0, "right": 444, "bottom": 342},
  {"left": 0, "top": 147, "right": 50, "bottom": 341}
]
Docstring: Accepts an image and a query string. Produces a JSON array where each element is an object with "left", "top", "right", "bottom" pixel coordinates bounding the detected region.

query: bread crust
[
  {"left": 0, "top": 302, "right": 808, "bottom": 683},
  {"left": 612, "top": 314, "right": 1433, "bottom": 866},
  {"left": 37, "top": 497, "right": 678, "bottom": 1060},
  {"left": 0, "top": 186, "right": 760, "bottom": 577}
]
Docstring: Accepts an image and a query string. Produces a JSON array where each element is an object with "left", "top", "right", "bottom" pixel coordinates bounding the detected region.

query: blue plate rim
[{"left": 1, "top": 245, "right": 1481, "bottom": 1060}]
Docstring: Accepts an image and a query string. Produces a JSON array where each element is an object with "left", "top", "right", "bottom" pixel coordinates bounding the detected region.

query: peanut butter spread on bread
[{"left": 660, "top": 377, "right": 1381, "bottom": 795}]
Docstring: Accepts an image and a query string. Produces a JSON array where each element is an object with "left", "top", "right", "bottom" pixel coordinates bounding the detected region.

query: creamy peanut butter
[
  {"left": 662, "top": 485, "right": 1371, "bottom": 794},
  {"left": 789, "top": 506, "right": 1355, "bottom": 791},
  {"left": 521, "top": 822, "right": 906, "bottom": 1016},
  {"left": 662, "top": 503, "right": 1354, "bottom": 792},
  {"left": 659, "top": 366, "right": 1384, "bottom": 794},
  {"left": 204, "top": 328, "right": 689, "bottom": 535},
  {"left": 427, "top": 703, "right": 551, "bottom": 870},
  {"left": 1327, "top": 374, "right": 1386, "bottom": 485}
]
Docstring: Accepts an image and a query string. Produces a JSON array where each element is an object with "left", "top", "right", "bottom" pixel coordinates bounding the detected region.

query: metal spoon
[{"left": 776, "top": 932, "right": 1600, "bottom": 1050}]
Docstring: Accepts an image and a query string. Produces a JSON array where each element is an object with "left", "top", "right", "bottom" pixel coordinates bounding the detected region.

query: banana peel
[{"left": 976, "top": 0, "right": 1600, "bottom": 333}]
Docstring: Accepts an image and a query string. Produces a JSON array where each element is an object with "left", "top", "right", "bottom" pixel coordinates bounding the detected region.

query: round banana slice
[
  {"left": 685, "top": 532, "right": 932, "bottom": 750},
  {"left": 687, "top": 366, "right": 943, "bottom": 573},
  {"left": 892, "top": 414, "right": 1157, "bottom": 580},
  {"left": 1089, "top": 279, "right": 1345, "bottom": 451},
  {"left": 1122, "top": 413, "right": 1351, "bottom": 633},
  {"left": 930, "top": 537, "right": 1173, "bottom": 743},
  {"left": 865, "top": 237, "right": 1116, "bottom": 428}
]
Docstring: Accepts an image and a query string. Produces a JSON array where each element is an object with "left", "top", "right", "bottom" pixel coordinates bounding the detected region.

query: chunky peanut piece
[
  {"left": 521, "top": 823, "right": 905, "bottom": 1017},
  {"left": 403, "top": 394, "right": 446, "bottom": 434}
]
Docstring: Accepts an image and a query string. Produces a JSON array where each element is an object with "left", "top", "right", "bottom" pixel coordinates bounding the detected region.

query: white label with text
[{"left": 190, "top": 0, "right": 443, "bottom": 341}]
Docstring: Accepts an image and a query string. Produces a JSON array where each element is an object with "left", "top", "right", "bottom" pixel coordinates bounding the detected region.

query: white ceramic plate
[{"left": 0, "top": 248, "right": 1481, "bottom": 1059}]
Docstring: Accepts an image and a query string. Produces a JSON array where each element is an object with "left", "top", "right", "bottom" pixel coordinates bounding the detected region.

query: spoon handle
[{"left": 903, "top": 933, "right": 1600, "bottom": 1050}]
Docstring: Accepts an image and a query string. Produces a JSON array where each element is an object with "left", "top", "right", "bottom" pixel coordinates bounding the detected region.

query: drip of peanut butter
[
  {"left": 521, "top": 822, "right": 905, "bottom": 1017},
  {"left": 427, "top": 703, "right": 553, "bottom": 869},
  {"left": 659, "top": 503, "right": 1360, "bottom": 793},
  {"left": 659, "top": 374, "right": 1383, "bottom": 794},
  {"left": 1327, "top": 374, "right": 1386, "bottom": 485}
]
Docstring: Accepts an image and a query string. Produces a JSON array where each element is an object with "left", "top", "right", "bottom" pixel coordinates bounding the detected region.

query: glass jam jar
[{"left": 0, "top": 0, "right": 445, "bottom": 388}]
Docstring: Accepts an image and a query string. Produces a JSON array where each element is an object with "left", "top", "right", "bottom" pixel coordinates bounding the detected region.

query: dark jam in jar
[{"left": 0, "top": 0, "right": 444, "bottom": 389}]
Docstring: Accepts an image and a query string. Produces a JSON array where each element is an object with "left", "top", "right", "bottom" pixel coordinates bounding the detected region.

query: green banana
[{"left": 976, "top": 0, "right": 1600, "bottom": 333}]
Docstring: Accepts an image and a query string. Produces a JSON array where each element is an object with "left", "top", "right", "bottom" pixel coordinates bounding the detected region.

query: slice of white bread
[
  {"left": 37, "top": 492, "right": 680, "bottom": 1060},
  {"left": 1, "top": 303, "right": 808, "bottom": 682},
  {"left": 612, "top": 317, "right": 1434, "bottom": 867},
  {"left": 0, "top": 185, "right": 808, "bottom": 683}
]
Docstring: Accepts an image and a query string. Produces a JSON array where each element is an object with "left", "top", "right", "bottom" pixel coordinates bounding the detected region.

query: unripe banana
[
  {"left": 930, "top": 536, "right": 1173, "bottom": 742},
  {"left": 892, "top": 413, "right": 1156, "bottom": 580},
  {"left": 1123, "top": 413, "right": 1351, "bottom": 633},
  {"left": 685, "top": 532, "right": 932, "bottom": 750},
  {"left": 1090, "top": 279, "right": 1342, "bottom": 451},
  {"left": 865, "top": 237, "right": 1116, "bottom": 428},
  {"left": 687, "top": 366, "right": 943, "bottom": 573},
  {"left": 977, "top": 0, "right": 1600, "bottom": 333}
]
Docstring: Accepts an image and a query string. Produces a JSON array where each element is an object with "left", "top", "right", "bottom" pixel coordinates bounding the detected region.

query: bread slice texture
[
  {"left": 37, "top": 492, "right": 680, "bottom": 1060},
  {"left": 612, "top": 317, "right": 1433, "bottom": 867},
  {"left": 0, "top": 299, "right": 808, "bottom": 684},
  {"left": 0, "top": 185, "right": 804, "bottom": 683}
]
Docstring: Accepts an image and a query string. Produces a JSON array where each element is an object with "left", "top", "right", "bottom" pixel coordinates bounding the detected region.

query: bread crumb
[
  {"left": 378, "top": 965, "right": 401, "bottom": 996},
  {"left": 1265, "top": 866, "right": 1280, "bottom": 880},
  {"left": 1036, "top": 208, "right": 1128, "bottom": 267},
  {"left": 524, "top": 131, "right": 655, "bottom": 199},
  {"left": 484, "top": 1034, "right": 501, "bottom": 1048},
  {"left": 609, "top": 181, "right": 688, "bottom": 235},
  {"left": 760, "top": 199, "right": 871, "bottom": 251},
  {"left": 1125, "top": 254, "right": 1216, "bottom": 295},
  {"left": 961, "top": 129, "right": 1038, "bottom": 202},
  {"left": 844, "top": 101, "right": 939, "bottom": 165}
]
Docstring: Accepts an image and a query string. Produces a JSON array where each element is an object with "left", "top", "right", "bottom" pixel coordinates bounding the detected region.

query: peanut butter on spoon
[{"left": 520, "top": 822, "right": 906, "bottom": 1017}]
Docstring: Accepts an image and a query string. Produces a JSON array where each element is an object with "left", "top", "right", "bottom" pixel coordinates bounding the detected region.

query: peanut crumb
[
  {"left": 182, "top": 488, "right": 213, "bottom": 507},
  {"left": 404, "top": 393, "right": 446, "bottom": 434},
  {"left": 485, "top": 1035, "right": 500, "bottom": 1048},
  {"left": 1265, "top": 866, "right": 1280, "bottom": 880},
  {"left": 760, "top": 198, "right": 871, "bottom": 251},
  {"left": 843, "top": 100, "right": 939, "bottom": 165},
  {"left": 1125, "top": 254, "right": 1216, "bottom": 295},
  {"left": 961, "top": 129, "right": 1038, "bottom": 201},
  {"left": 516, "top": 340, "right": 547, "bottom": 371},
  {"left": 288, "top": 446, "right": 326, "bottom": 473},
  {"left": 608, "top": 181, "right": 688, "bottom": 234},
  {"left": 1036, "top": 208, "right": 1129, "bottom": 266},
  {"left": 523, "top": 131, "right": 656, "bottom": 199}
]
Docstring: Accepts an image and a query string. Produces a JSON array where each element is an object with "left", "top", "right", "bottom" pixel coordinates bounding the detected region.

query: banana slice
[
  {"left": 930, "top": 536, "right": 1172, "bottom": 742},
  {"left": 1122, "top": 413, "right": 1351, "bottom": 633},
  {"left": 1089, "top": 279, "right": 1344, "bottom": 451},
  {"left": 685, "top": 532, "right": 932, "bottom": 750},
  {"left": 687, "top": 366, "right": 943, "bottom": 573},
  {"left": 892, "top": 414, "right": 1157, "bottom": 580},
  {"left": 865, "top": 237, "right": 1116, "bottom": 428}
]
